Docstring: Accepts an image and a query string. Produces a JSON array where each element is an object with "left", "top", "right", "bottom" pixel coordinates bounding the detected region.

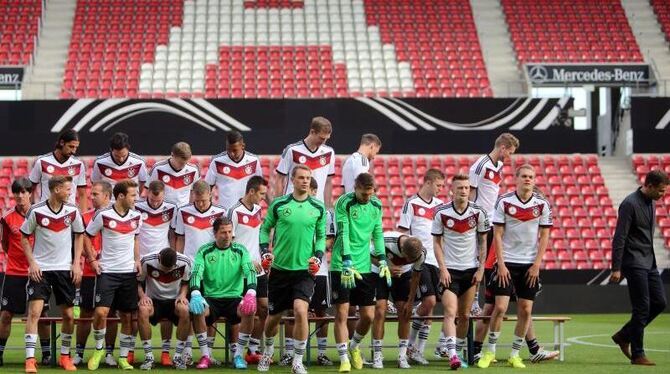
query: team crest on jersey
[
  {"left": 41, "top": 217, "right": 50, "bottom": 226},
  {"left": 64, "top": 216, "right": 72, "bottom": 227},
  {"left": 222, "top": 166, "right": 231, "bottom": 174},
  {"left": 508, "top": 206, "right": 517, "bottom": 215},
  {"left": 46, "top": 165, "right": 55, "bottom": 173},
  {"left": 162, "top": 175, "right": 171, "bottom": 183},
  {"left": 319, "top": 156, "right": 327, "bottom": 166},
  {"left": 141, "top": 212, "right": 149, "bottom": 220},
  {"left": 244, "top": 165, "right": 253, "bottom": 175},
  {"left": 67, "top": 167, "right": 76, "bottom": 176},
  {"left": 162, "top": 212, "right": 171, "bottom": 222},
  {"left": 104, "top": 168, "right": 113, "bottom": 177},
  {"left": 446, "top": 219, "right": 455, "bottom": 228},
  {"left": 183, "top": 175, "right": 192, "bottom": 185},
  {"left": 108, "top": 220, "right": 117, "bottom": 229},
  {"left": 1, "top": 297, "right": 7, "bottom": 306},
  {"left": 242, "top": 216, "right": 249, "bottom": 224},
  {"left": 187, "top": 216, "right": 196, "bottom": 224},
  {"left": 152, "top": 270, "right": 160, "bottom": 278},
  {"left": 468, "top": 217, "right": 476, "bottom": 228},
  {"left": 532, "top": 207, "right": 540, "bottom": 217},
  {"left": 208, "top": 255, "right": 217, "bottom": 264},
  {"left": 298, "top": 156, "right": 307, "bottom": 164},
  {"left": 130, "top": 221, "right": 138, "bottom": 229},
  {"left": 418, "top": 208, "right": 426, "bottom": 216},
  {"left": 209, "top": 217, "right": 216, "bottom": 225},
  {"left": 128, "top": 168, "right": 136, "bottom": 177}
]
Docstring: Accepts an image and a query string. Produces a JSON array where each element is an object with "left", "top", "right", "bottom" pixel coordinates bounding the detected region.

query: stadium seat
[
  {"left": 632, "top": 155, "right": 670, "bottom": 251},
  {"left": 0, "top": 0, "right": 42, "bottom": 65}
]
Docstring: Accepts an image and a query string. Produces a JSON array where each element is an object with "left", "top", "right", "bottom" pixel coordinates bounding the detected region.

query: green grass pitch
[{"left": 0, "top": 314, "right": 667, "bottom": 373}]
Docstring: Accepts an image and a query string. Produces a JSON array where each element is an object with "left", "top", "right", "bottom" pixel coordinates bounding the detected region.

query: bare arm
[
  {"left": 71, "top": 233, "right": 83, "bottom": 287},
  {"left": 77, "top": 187, "right": 88, "bottom": 212},
  {"left": 397, "top": 226, "right": 409, "bottom": 234},
  {"left": 468, "top": 187, "right": 477, "bottom": 202},
  {"left": 175, "top": 235, "right": 185, "bottom": 253},
  {"left": 275, "top": 174, "right": 287, "bottom": 199},
  {"left": 493, "top": 224, "right": 510, "bottom": 287},
  {"left": 22, "top": 235, "right": 41, "bottom": 282},
  {"left": 324, "top": 176, "right": 333, "bottom": 208}
]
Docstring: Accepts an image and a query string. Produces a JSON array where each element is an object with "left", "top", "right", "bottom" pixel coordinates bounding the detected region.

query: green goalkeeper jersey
[
  {"left": 190, "top": 241, "right": 256, "bottom": 298},
  {"left": 331, "top": 192, "right": 385, "bottom": 273},
  {"left": 260, "top": 194, "right": 326, "bottom": 271}
]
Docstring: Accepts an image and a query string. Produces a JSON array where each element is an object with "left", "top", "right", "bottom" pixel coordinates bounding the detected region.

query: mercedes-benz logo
[{"left": 528, "top": 65, "right": 549, "bottom": 83}]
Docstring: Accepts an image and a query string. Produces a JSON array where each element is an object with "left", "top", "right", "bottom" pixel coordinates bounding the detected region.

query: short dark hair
[
  {"left": 424, "top": 168, "right": 446, "bottom": 183},
  {"left": 401, "top": 236, "right": 424, "bottom": 262},
  {"left": 159, "top": 247, "right": 178, "bottom": 268},
  {"left": 310, "top": 116, "right": 332, "bottom": 134},
  {"left": 354, "top": 173, "right": 375, "bottom": 190},
  {"left": 92, "top": 181, "right": 113, "bottom": 199},
  {"left": 113, "top": 179, "right": 139, "bottom": 199},
  {"left": 109, "top": 132, "right": 130, "bottom": 151},
  {"left": 191, "top": 180, "right": 210, "bottom": 196},
  {"left": 55, "top": 129, "right": 79, "bottom": 148},
  {"left": 644, "top": 170, "right": 670, "bottom": 187},
  {"left": 48, "top": 176, "right": 72, "bottom": 192},
  {"left": 226, "top": 130, "right": 244, "bottom": 145},
  {"left": 212, "top": 216, "right": 233, "bottom": 233},
  {"left": 360, "top": 133, "right": 381, "bottom": 147},
  {"left": 147, "top": 180, "right": 165, "bottom": 195},
  {"left": 245, "top": 176, "right": 268, "bottom": 194},
  {"left": 11, "top": 177, "right": 33, "bottom": 194},
  {"left": 310, "top": 177, "right": 318, "bottom": 191}
]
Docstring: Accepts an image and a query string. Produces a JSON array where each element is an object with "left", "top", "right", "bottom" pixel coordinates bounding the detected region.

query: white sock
[
  {"left": 25, "top": 333, "right": 38, "bottom": 359},
  {"left": 263, "top": 337, "right": 275, "bottom": 357},
  {"left": 284, "top": 337, "right": 294, "bottom": 356},
  {"left": 372, "top": 339, "right": 383, "bottom": 360},
  {"left": 409, "top": 319, "right": 421, "bottom": 347},
  {"left": 510, "top": 335, "right": 524, "bottom": 357},
  {"left": 317, "top": 337, "right": 328, "bottom": 356},
  {"left": 60, "top": 333, "right": 72, "bottom": 356},
  {"left": 398, "top": 339, "right": 409, "bottom": 360},
  {"left": 337, "top": 342, "right": 349, "bottom": 362},
  {"left": 142, "top": 339, "right": 154, "bottom": 361},
  {"left": 249, "top": 337, "right": 261, "bottom": 354},
  {"left": 119, "top": 333, "right": 133, "bottom": 358},
  {"left": 185, "top": 335, "right": 193, "bottom": 356},
  {"left": 446, "top": 336, "right": 456, "bottom": 357},
  {"left": 196, "top": 333, "right": 210, "bottom": 358},
  {"left": 438, "top": 330, "right": 447, "bottom": 350},
  {"left": 174, "top": 340, "right": 185, "bottom": 359},
  {"left": 456, "top": 337, "right": 466, "bottom": 356},
  {"left": 350, "top": 331, "right": 364, "bottom": 350},
  {"left": 93, "top": 328, "right": 106, "bottom": 350},
  {"left": 417, "top": 324, "right": 430, "bottom": 354},
  {"left": 293, "top": 340, "right": 306, "bottom": 366},
  {"left": 237, "top": 333, "right": 251, "bottom": 358},
  {"left": 487, "top": 331, "right": 500, "bottom": 353}
]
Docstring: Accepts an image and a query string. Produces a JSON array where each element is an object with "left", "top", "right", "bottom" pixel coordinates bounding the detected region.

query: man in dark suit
[{"left": 610, "top": 170, "right": 668, "bottom": 366}]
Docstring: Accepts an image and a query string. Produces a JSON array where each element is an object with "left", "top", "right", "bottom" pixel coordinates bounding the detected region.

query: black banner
[
  {"left": 526, "top": 63, "right": 651, "bottom": 87},
  {"left": 0, "top": 98, "right": 596, "bottom": 155},
  {"left": 0, "top": 66, "right": 24, "bottom": 89},
  {"left": 630, "top": 97, "right": 670, "bottom": 153}
]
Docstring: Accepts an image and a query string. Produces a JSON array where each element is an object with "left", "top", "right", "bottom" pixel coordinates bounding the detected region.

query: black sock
[
  {"left": 40, "top": 339, "right": 51, "bottom": 358},
  {"left": 473, "top": 341, "right": 483, "bottom": 355},
  {"left": 76, "top": 343, "right": 85, "bottom": 357},
  {"left": 526, "top": 338, "right": 540, "bottom": 355},
  {"left": 106, "top": 344, "right": 115, "bottom": 355},
  {"left": 0, "top": 337, "right": 7, "bottom": 356}
]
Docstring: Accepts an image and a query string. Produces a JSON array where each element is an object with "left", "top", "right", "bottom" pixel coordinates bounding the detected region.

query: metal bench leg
[
  {"left": 279, "top": 321, "right": 285, "bottom": 356},
  {"left": 50, "top": 320, "right": 57, "bottom": 367},
  {"left": 559, "top": 322, "right": 565, "bottom": 362},
  {"left": 467, "top": 318, "right": 474, "bottom": 366},
  {"left": 553, "top": 321, "right": 559, "bottom": 352}
]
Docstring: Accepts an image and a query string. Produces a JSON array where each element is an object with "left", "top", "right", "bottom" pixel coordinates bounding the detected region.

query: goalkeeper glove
[
  {"left": 240, "top": 289, "right": 257, "bottom": 316},
  {"left": 341, "top": 258, "right": 362, "bottom": 289},
  {"left": 308, "top": 257, "right": 321, "bottom": 276},
  {"left": 189, "top": 290, "right": 208, "bottom": 315},
  {"left": 378, "top": 259, "right": 392, "bottom": 287},
  {"left": 261, "top": 252, "right": 274, "bottom": 273}
]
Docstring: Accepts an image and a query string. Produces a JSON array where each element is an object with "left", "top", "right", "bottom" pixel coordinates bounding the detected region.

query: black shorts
[
  {"left": 485, "top": 268, "right": 520, "bottom": 304},
  {"left": 1, "top": 275, "right": 30, "bottom": 313},
  {"left": 417, "top": 264, "right": 441, "bottom": 301},
  {"left": 149, "top": 298, "right": 180, "bottom": 326},
  {"left": 330, "top": 272, "right": 376, "bottom": 307},
  {"left": 79, "top": 276, "right": 97, "bottom": 311},
  {"left": 390, "top": 271, "right": 414, "bottom": 302},
  {"left": 374, "top": 271, "right": 390, "bottom": 301},
  {"left": 445, "top": 268, "right": 477, "bottom": 297},
  {"left": 205, "top": 297, "right": 241, "bottom": 326},
  {"left": 95, "top": 273, "right": 139, "bottom": 312},
  {"left": 256, "top": 274, "right": 268, "bottom": 299},
  {"left": 267, "top": 269, "right": 315, "bottom": 315},
  {"left": 309, "top": 275, "right": 331, "bottom": 311},
  {"left": 491, "top": 263, "right": 540, "bottom": 301},
  {"left": 27, "top": 271, "right": 75, "bottom": 307}
]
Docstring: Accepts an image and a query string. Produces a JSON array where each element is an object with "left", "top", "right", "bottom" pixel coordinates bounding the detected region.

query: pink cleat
[
  {"left": 449, "top": 355, "right": 462, "bottom": 370},
  {"left": 196, "top": 356, "right": 212, "bottom": 369}
]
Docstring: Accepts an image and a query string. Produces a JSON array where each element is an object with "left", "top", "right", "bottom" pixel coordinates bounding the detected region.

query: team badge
[
  {"left": 130, "top": 221, "right": 138, "bottom": 229},
  {"left": 244, "top": 165, "right": 252, "bottom": 175},
  {"left": 173, "top": 270, "right": 182, "bottom": 278},
  {"left": 351, "top": 210, "right": 359, "bottom": 219},
  {"left": 152, "top": 270, "right": 160, "bottom": 278},
  {"left": 298, "top": 156, "right": 307, "bottom": 164},
  {"left": 488, "top": 171, "right": 495, "bottom": 179},
  {"left": 446, "top": 219, "right": 454, "bottom": 228},
  {"left": 128, "top": 168, "right": 136, "bottom": 177},
  {"left": 468, "top": 217, "right": 476, "bottom": 227},
  {"left": 209, "top": 217, "right": 216, "bottom": 225},
  {"left": 162, "top": 175, "right": 171, "bottom": 183},
  {"left": 27, "top": 287, "right": 34, "bottom": 296},
  {"left": 64, "top": 216, "right": 72, "bottom": 227},
  {"left": 420, "top": 284, "right": 428, "bottom": 293},
  {"left": 46, "top": 165, "right": 55, "bottom": 173},
  {"left": 67, "top": 167, "right": 76, "bottom": 176},
  {"left": 532, "top": 207, "right": 540, "bottom": 217},
  {"left": 223, "top": 166, "right": 231, "bottom": 174},
  {"left": 141, "top": 213, "right": 149, "bottom": 220},
  {"left": 187, "top": 216, "right": 195, "bottom": 224},
  {"left": 208, "top": 255, "right": 217, "bottom": 264},
  {"left": 162, "top": 212, "right": 170, "bottom": 222},
  {"left": 183, "top": 175, "right": 192, "bottom": 184},
  {"left": 1, "top": 297, "right": 7, "bottom": 306},
  {"left": 104, "top": 168, "right": 113, "bottom": 177},
  {"left": 95, "top": 294, "right": 101, "bottom": 303},
  {"left": 508, "top": 206, "right": 517, "bottom": 215},
  {"left": 418, "top": 208, "right": 426, "bottom": 216},
  {"left": 108, "top": 220, "right": 117, "bottom": 229},
  {"left": 319, "top": 157, "right": 327, "bottom": 166},
  {"left": 40, "top": 217, "right": 50, "bottom": 226},
  {"left": 242, "top": 216, "right": 249, "bottom": 224}
]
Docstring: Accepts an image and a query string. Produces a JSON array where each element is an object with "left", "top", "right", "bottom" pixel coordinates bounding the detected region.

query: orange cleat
[
  {"left": 161, "top": 352, "right": 172, "bottom": 366},
  {"left": 25, "top": 358, "right": 38, "bottom": 373},
  {"left": 127, "top": 351, "right": 134, "bottom": 365},
  {"left": 59, "top": 355, "right": 77, "bottom": 371}
]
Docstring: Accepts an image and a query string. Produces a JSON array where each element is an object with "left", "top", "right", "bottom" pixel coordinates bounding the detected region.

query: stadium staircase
[{"left": 621, "top": 0, "right": 670, "bottom": 82}]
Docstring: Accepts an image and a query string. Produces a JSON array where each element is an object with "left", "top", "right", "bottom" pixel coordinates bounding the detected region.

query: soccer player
[
  {"left": 135, "top": 180, "right": 178, "bottom": 365},
  {"left": 257, "top": 165, "right": 326, "bottom": 374},
  {"left": 275, "top": 116, "right": 335, "bottom": 205},
  {"left": 330, "top": 172, "right": 390, "bottom": 373},
  {"left": 146, "top": 142, "right": 200, "bottom": 207},
  {"left": 74, "top": 181, "right": 119, "bottom": 367},
  {"left": 205, "top": 131, "right": 263, "bottom": 209},
  {"left": 397, "top": 169, "right": 445, "bottom": 364},
  {"left": 341, "top": 134, "right": 382, "bottom": 193},
  {"left": 29, "top": 130, "right": 88, "bottom": 211},
  {"left": 227, "top": 176, "right": 268, "bottom": 364},
  {"left": 21, "top": 176, "right": 85, "bottom": 373},
  {"left": 189, "top": 217, "right": 258, "bottom": 369},
  {"left": 137, "top": 247, "right": 192, "bottom": 369},
  {"left": 432, "top": 174, "right": 489, "bottom": 369},
  {"left": 0, "top": 179, "right": 51, "bottom": 367},
  {"left": 369, "top": 232, "right": 425, "bottom": 369},
  {"left": 477, "top": 165, "right": 552, "bottom": 369},
  {"left": 91, "top": 132, "right": 148, "bottom": 192},
  {"left": 85, "top": 179, "right": 142, "bottom": 371}
]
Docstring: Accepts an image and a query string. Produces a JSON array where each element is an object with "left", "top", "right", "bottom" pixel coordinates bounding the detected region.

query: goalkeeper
[
  {"left": 330, "top": 173, "right": 390, "bottom": 373},
  {"left": 257, "top": 165, "right": 327, "bottom": 374},
  {"left": 188, "top": 217, "right": 258, "bottom": 370}
]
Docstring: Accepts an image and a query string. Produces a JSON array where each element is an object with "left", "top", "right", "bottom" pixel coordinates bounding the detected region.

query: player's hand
[
  {"left": 134, "top": 261, "right": 142, "bottom": 275},
  {"left": 497, "top": 264, "right": 511, "bottom": 288},
  {"left": 341, "top": 259, "right": 362, "bottom": 289},
  {"left": 71, "top": 263, "right": 82, "bottom": 288},
  {"left": 139, "top": 295, "right": 153, "bottom": 307},
  {"left": 90, "top": 260, "right": 101, "bottom": 275},
  {"left": 378, "top": 260, "right": 392, "bottom": 287},
  {"left": 28, "top": 261, "right": 42, "bottom": 282},
  {"left": 240, "top": 290, "right": 257, "bottom": 316},
  {"left": 261, "top": 253, "right": 274, "bottom": 273},
  {"left": 400, "top": 302, "right": 413, "bottom": 320},
  {"left": 175, "top": 295, "right": 188, "bottom": 307},
  {"left": 253, "top": 261, "right": 263, "bottom": 274},
  {"left": 189, "top": 290, "right": 208, "bottom": 315},
  {"left": 609, "top": 270, "right": 622, "bottom": 283},
  {"left": 526, "top": 264, "right": 540, "bottom": 288},
  {"left": 473, "top": 268, "right": 484, "bottom": 286},
  {"left": 308, "top": 257, "right": 321, "bottom": 276},
  {"left": 439, "top": 267, "right": 451, "bottom": 288}
]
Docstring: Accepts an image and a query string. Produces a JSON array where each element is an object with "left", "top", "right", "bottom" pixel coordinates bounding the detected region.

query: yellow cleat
[
  {"left": 350, "top": 347, "right": 363, "bottom": 370},
  {"left": 508, "top": 356, "right": 526, "bottom": 369},
  {"left": 118, "top": 358, "right": 134, "bottom": 370},
  {"left": 87, "top": 349, "right": 105, "bottom": 371},
  {"left": 339, "top": 360, "right": 351, "bottom": 373},
  {"left": 477, "top": 351, "right": 496, "bottom": 369}
]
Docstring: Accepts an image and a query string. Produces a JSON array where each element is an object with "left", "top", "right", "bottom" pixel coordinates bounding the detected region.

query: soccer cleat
[
  {"left": 257, "top": 354, "right": 272, "bottom": 372},
  {"left": 183, "top": 352, "right": 193, "bottom": 366},
  {"left": 477, "top": 351, "right": 496, "bottom": 369},
  {"left": 210, "top": 357, "right": 223, "bottom": 366},
  {"left": 408, "top": 350, "right": 429, "bottom": 365},
  {"left": 60, "top": 355, "right": 77, "bottom": 371},
  {"left": 87, "top": 349, "right": 106, "bottom": 371},
  {"left": 234, "top": 355, "right": 248, "bottom": 369},
  {"left": 160, "top": 352, "right": 172, "bottom": 366},
  {"left": 449, "top": 355, "right": 462, "bottom": 370},
  {"left": 457, "top": 355, "right": 469, "bottom": 369},
  {"left": 278, "top": 353, "right": 293, "bottom": 366},
  {"left": 397, "top": 357, "right": 411, "bottom": 369},
  {"left": 118, "top": 357, "right": 134, "bottom": 370},
  {"left": 350, "top": 347, "right": 364, "bottom": 370},
  {"left": 317, "top": 354, "right": 334, "bottom": 366},
  {"left": 529, "top": 348, "right": 559, "bottom": 363},
  {"left": 338, "top": 360, "right": 351, "bottom": 373},
  {"left": 434, "top": 347, "right": 450, "bottom": 359},
  {"left": 25, "top": 358, "right": 38, "bottom": 373},
  {"left": 371, "top": 354, "right": 383, "bottom": 369},
  {"left": 140, "top": 358, "right": 155, "bottom": 370},
  {"left": 72, "top": 354, "right": 83, "bottom": 366},
  {"left": 508, "top": 356, "right": 526, "bottom": 369},
  {"left": 105, "top": 353, "right": 118, "bottom": 367},
  {"left": 127, "top": 351, "right": 135, "bottom": 364},
  {"left": 245, "top": 351, "right": 262, "bottom": 364},
  {"left": 196, "top": 356, "right": 212, "bottom": 369},
  {"left": 41, "top": 354, "right": 52, "bottom": 367},
  {"left": 173, "top": 356, "right": 187, "bottom": 370},
  {"left": 291, "top": 362, "right": 308, "bottom": 374},
  {"left": 386, "top": 301, "right": 398, "bottom": 314}
]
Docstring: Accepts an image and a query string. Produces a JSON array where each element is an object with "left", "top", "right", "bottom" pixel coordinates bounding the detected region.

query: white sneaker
[
  {"left": 409, "top": 349, "right": 429, "bottom": 365},
  {"left": 105, "top": 353, "right": 118, "bottom": 367},
  {"left": 183, "top": 351, "right": 193, "bottom": 366},
  {"left": 529, "top": 348, "right": 559, "bottom": 363},
  {"left": 291, "top": 362, "right": 308, "bottom": 374},
  {"left": 257, "top": 354, "right": 272, "bottom": 372},
  {"left": 372, "top": 353, "right": 384, "bottom": 369},
  {"left": 72, "top": 354, "right": 83, "bottom": 366},
  {"left": 397, "top": 357, "right": 411, "bottom": 369}
]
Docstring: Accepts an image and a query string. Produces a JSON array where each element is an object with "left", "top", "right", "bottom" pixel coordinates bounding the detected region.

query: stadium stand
[
  {"left": 632, "top": 154, "right": 670, "bottom": 252},
  {"left": 0, "top": 0, "right": 42, "bottom": 65},
  {"left": 60, "top": 0, "right": 491, "bottom": 99},
  {"left": 0, "top": 154, "right": 615, "bottom": 270},
  {"left": 502, "top": 0, "right": 644, "bottom": 63},
  {"left": 652, "top": 0, "right": 670, "bottom": 43}
]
